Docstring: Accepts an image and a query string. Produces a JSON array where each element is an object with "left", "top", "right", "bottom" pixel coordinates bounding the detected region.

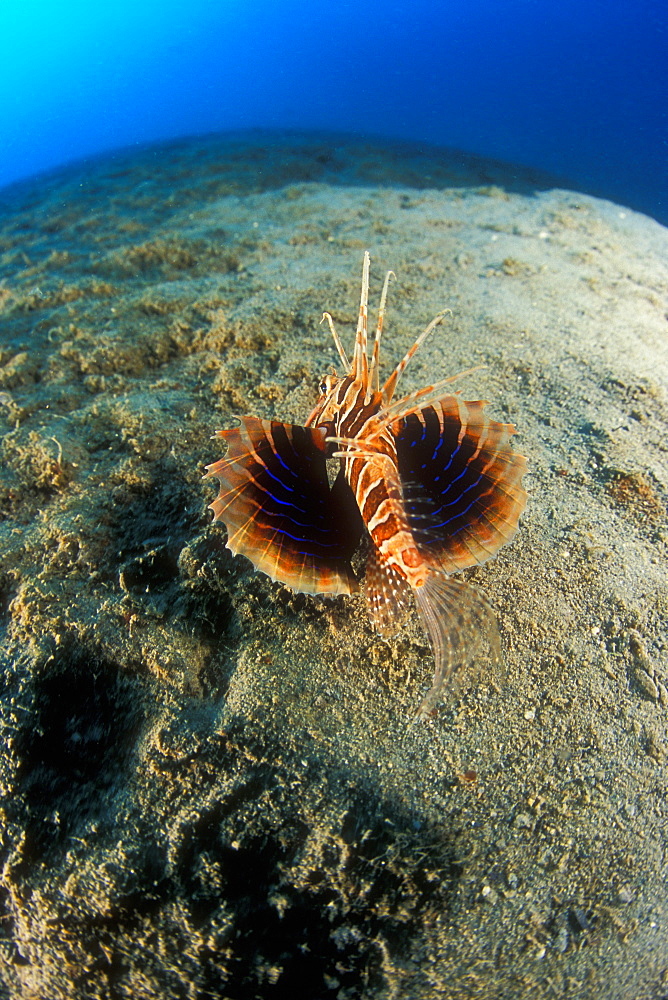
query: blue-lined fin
[
  {"left": 394, "top": 397, "right": 527, "bottom": 574},
  {"left": 204, "top": 417, "right": 364, "bottom": 594}
]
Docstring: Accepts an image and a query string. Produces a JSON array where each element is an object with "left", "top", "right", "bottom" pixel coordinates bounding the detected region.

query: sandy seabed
[{"left": 0, "top": 133, "right": 666, "bottom": 999}]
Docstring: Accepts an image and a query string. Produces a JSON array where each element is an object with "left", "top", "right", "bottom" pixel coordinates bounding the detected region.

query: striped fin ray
[
  {"left": 368, "top": 266, "right": 395, "bottom": 396},
  {"left": 204, "top": 417, "right": 363, "bottom": 594},
  {"left": 352, "top": 249, "right": 370, "bottom": 383},
  {"left": 375, "top": 366, "right": 485, "bottom": 429},
  {"left": 381, "top": 310, "right": 450, "bottom": 403},
  {"left": 414, "top": 573, "right": 504, "bottom": 718},
  {"left": 395, "top": 398, "right": 527, "bottom": 574}
]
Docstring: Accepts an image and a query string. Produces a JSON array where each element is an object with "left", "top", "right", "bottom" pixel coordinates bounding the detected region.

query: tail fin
[{"left": 414, "top": 572, "right": 504, "bottom": 718}]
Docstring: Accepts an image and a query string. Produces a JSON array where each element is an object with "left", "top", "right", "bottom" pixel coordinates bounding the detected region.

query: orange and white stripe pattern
[{"left": 207, "top": 252, "right": 527, "bottom": 713}]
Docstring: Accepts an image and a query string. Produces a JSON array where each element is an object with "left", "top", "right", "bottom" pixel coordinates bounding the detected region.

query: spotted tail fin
[{"left": 414, "top": 573, "right": 504, "bottom": 718}]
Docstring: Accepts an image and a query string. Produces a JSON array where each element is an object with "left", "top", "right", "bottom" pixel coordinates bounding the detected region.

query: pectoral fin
[{"left": 205, "top": 417, "right": 364, "bottom": 594}]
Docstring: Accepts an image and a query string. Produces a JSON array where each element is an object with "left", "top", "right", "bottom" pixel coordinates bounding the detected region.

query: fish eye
[{"left": 319, "top": 378, "right": 328, "bottom": 395}]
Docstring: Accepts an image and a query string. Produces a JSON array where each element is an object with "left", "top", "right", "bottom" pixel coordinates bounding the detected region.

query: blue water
[{"left": 1, "top": 0, "right": 666, "bottom": 223}]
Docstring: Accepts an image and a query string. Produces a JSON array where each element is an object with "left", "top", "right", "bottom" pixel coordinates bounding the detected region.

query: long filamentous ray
[{"left": 205, "top": 252, "right": 527, "bottom": 715}]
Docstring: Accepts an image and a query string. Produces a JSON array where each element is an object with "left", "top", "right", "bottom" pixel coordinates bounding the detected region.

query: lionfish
[{"left": 205, "top": 253, "right": 527, "bottom": 715}]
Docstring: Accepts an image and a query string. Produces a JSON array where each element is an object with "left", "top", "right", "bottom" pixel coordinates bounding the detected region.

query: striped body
[
  {"left": 205, "top": 253, "right": 527, "bottom": 714},
  {"left": 317, "top": 377, "right": 429, "bottom": 590}
]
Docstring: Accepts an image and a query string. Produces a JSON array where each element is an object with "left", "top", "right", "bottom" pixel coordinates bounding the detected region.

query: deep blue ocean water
[{"left": 0, "top": 0, "right": 666, "bottom": 223}]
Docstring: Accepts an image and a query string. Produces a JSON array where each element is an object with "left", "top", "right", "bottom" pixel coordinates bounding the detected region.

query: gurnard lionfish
[{"left": 205, "top": 253, "right": 527, "bottom": 715}]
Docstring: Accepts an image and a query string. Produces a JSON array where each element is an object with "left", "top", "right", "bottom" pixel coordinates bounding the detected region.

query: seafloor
[{"left": 0, "top": 132, "right": 666, "bottom": 1000}]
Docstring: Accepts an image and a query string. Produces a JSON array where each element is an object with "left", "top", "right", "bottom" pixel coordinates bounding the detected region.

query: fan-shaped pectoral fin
[
  {"left": 393, "top": 397, "right": 527, "bottom": 574},
  {"left": 205, "top": 417, "right": 364, "bottom": 594}
]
